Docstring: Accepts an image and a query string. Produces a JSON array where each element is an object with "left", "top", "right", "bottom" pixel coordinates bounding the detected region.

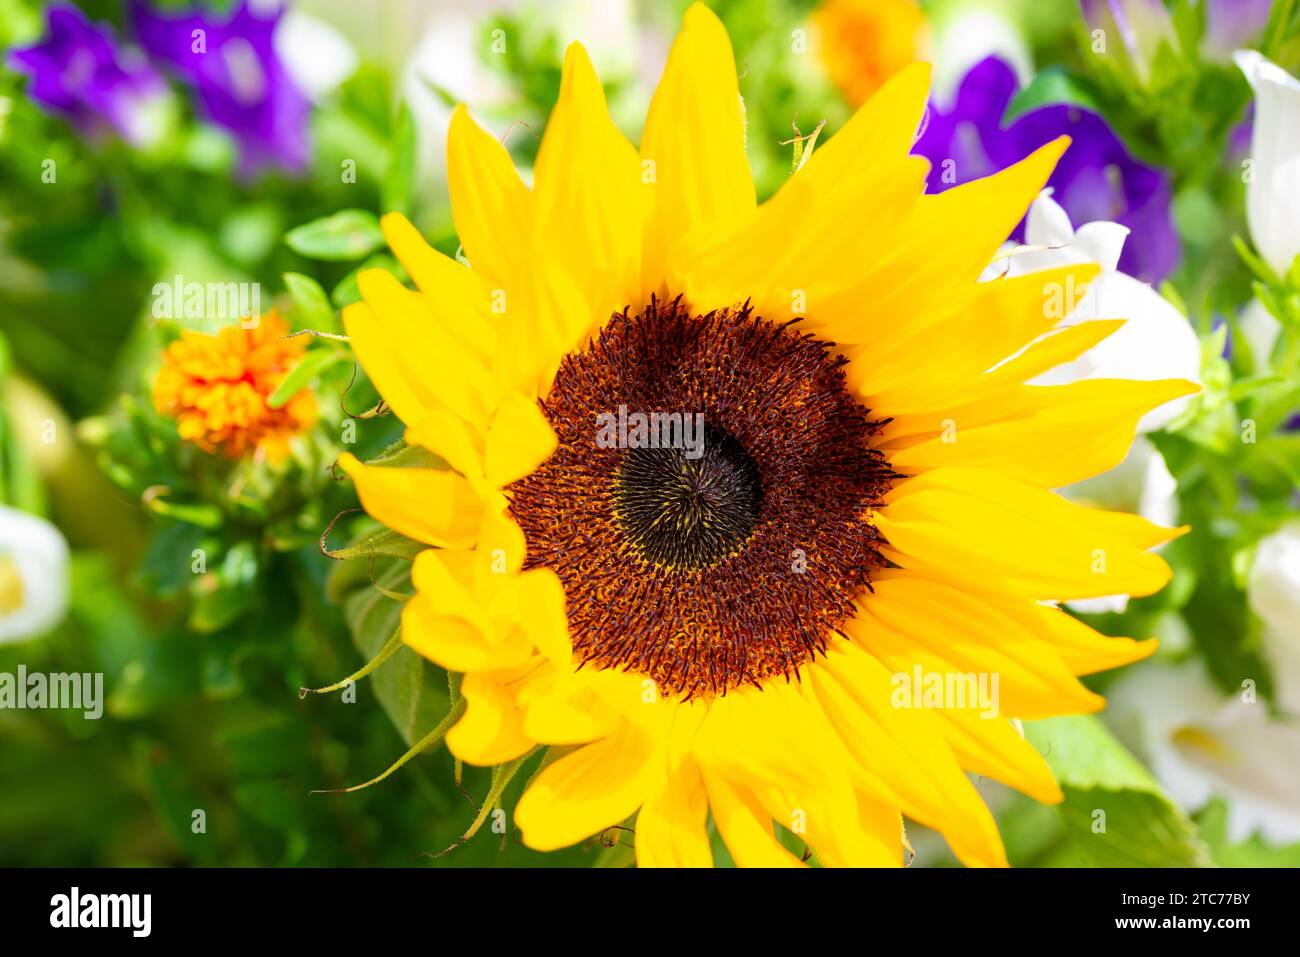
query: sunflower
[{"left": 336, "top": 4, "right": 1196, "bottom": 867}]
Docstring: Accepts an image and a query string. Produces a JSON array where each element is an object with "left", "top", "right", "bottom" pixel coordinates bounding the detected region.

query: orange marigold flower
[
  {"left": 814, "top": 0, "right": 929, "bottom": 106},
  {"left": 152, "top": 311, "right": 317, "bottom": 462}
]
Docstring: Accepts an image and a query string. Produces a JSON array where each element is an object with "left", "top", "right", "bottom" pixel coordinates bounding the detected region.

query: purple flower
[
  {"left": 7, "top": 3, "right": 164, "bottom": 145},
  {"left": 1203, "top": 0, "right": 1273, "bottom": 62},
  {"left": 130, "top": 0, "right": 310, "bottom": 177},
  {"left": 912, "top": 56, "right": 1180, "bottom": 284}
]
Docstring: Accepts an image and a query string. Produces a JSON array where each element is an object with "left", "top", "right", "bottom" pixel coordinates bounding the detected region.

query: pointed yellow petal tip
[
  {"left": 446, "top": 103, "right": 478, "bottom": 144},
  {"left": 336, "top": 451, "right": 363, "bottom": 478},
  {"left": 353, "top": 269, "right": 382, "bottom": 302},
  {"left": 1131, "top": 637, "right": 1159, "bottom": 663},
  {"left": 1047, "top": 133, "right": 1071, "bottom": 156},
  {"left": 1007, "top": 135, "right": 1072, "bottom": 187},
  {"left": 683, "top": 1, "right": 724, "bottom": 29},
  {"left": 562, "top": 39, "right": 595, "bottom": 76},
  {"left": 1040, "top": 136, "right": 1071, "bottom": 175},
  {"left": 379, "top": 211, "right": 413, "bottom": 238}
]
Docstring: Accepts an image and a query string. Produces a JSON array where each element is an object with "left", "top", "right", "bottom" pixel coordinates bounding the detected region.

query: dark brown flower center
[
  {"left": 508, "top": 297, "right": 895, "bottom": 700},
  {"left": 615, "top": 424, "right": 762, "bottom": 570}
]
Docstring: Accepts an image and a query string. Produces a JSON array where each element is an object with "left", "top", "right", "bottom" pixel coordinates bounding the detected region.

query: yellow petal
[
  {"left": 809, "top": 644, "right": 1009, "bottom": 867},
  {"left": 848, "top": 576, "right": 1106, "bottom": 718},
  {"left": 516, "top": 725, "right": 661, "bottom": 851},
  {"left": 404, "top": 405, "right": 485, "bottom": 483},
  {"left": 338, "top": 452, "right": 482, "bottom": 548},
  {"left": 837, "top": 264, "right": 1098, "bottom": 393},
  {"left": 446, "top": 104, "right": 532, "bottom": 289},
  {"left": 402, "top": 551, "right": 532, "bottom": 673},
  {"left": 519, "top": 669, "right": 621, "bottom": 745},
  {"left": 683, "top": 157, "right": 929, "bottom": 322},
  {"left": 380, "top": 212, "right": 496, "bottom": 360},
  {"left": 340, "top": 301, "right": 428, "bottom": 426},
  {"left": 1000, "top": 596, "right": 1159, "bottom": 676},
  {"left": 634, "top": 759, "right": 714, "bottom": 867},
  {"left": 679, "top": 63, "right": 932, "bottom": 318},
  {"left": 446, "top": 669, "right": 537, "bottom": 766},
  {"left": 877, "top": 321, "right": 1131, "bottom": 447},
  {"left": 533, "top": 42, "right": 643, "bottom": 322},
  {"left": 640, "top": 2, "right": 754, "bottom": 299},
  {"left": 485, "top": 391, "right": 556, "bottom": 488},
  {"left": 473, "top": 496, "right": 528, "bottom": 580},
  {"left": 403, "top": 593, "right": 529, "bottom": 673},
  {"left": 876, "top": 467, "right": 1182, "bottom": 600},
  {"left": 494, "top": 254, "right": 593, "bottom": 399},
  {"left": 692, "top": 682, "right": 840, "bottom": 794},
  {"left": 510, "top": 568, "right": 573, "bottom": 665},
  {"left": 357, "top": 267, "right": 495, "bottom": 428},
  {"left": 751, "top": 777, "right": 903, "bottom": 867},
  {"left": 931, "top": 709, "right": 1063, "bottom": 805},
  {"left": 886, "top": 378, "right": 1200, "bottom": 487},
  {"left": 984, "top": 318, "right": 1130, "bottom": 387},
  {"left": 702, "top": 771, "right": 805, "bottom": 867},
  {"left": 831, "top": 138, "right": 1071, "bottom": 389},
  {"left": 798, "top": 61, "right": 933, "bottom": 184}
]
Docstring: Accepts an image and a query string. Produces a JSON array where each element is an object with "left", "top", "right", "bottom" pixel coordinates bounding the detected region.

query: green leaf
[
  {"left": 1004, "top": 67, "right": 1103, "bottom": 123},
  {"left": 381, "top": 103, "right": 417, "bottom": 216},
  {"left": 132, "top": 738, "right": 219, "bottom": 865},
  {"left": 1232, "top": 234, "right": 1282, "bottom": 287},
  {"left": 284, "top": 210, "right": 384, "bottom": 262},
  {"left": 340, "top": 559, "right": 450, "bottom": 745},
  {"left": 143, "top": 494, "right": 224, "bottom": 530},
  {"left": 266, "top": 348, "right": 345, "bottom": 409},
  {"left": 1198, "top": 798, "right": 1300, "bottom": 867},
  {"left": 322, "top": 524, "right": 426, "bottom": 562},
  {"left": 364, "top": 440, "right": 445, "bottom": 470},
  {"left": 1024, "top": 715, "right": 1211, "bottom": 867},
  {"left": 282, "top": 272, "right": 339, "bottom": 334},
  {"left": 1170, "top": 0, "right": 1205, "bottom": 63},
  {"left": 189, "top": 542, "right": 260, "bottom": 633}
]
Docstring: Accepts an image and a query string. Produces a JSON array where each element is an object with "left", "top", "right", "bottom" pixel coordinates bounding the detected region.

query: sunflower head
[
  {"left": 152, "top": 311, "right": 317, "bottom": 461},
  {"left": 337, "top": 3, "right": 1197, "bottom": 868},
  {"left": 509, "top": 296, "right": 897, "bottom": 699}
]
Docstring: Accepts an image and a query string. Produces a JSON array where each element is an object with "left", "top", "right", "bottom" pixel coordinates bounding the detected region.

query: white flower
[
  {"left": 1061, "top": 436, "right": 1178, "bottom": 615},
  {"left": 1238, "top": 296, "right": 1282, "bottom": 367},
  {"left": 1235, "top": 51, "right": 1300, "bottom": 278},
  {"left": 1248, "top": 519, "right": 1300, "bottom": 714},
  {"left": 1108, "top": 659, "right": 1300, "bottom": 846},
  {"left": 997, "top": 191, "right": 1202, "bottom": 433},
  {"left": 0, "top": 505, "right": 69, "bottom": 645},
  {"left": 276, "top": 10, "right": 359, "bottom": 102},
  {"left": 929, "top": 7, "right": 1032, "bottom": 108}
]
